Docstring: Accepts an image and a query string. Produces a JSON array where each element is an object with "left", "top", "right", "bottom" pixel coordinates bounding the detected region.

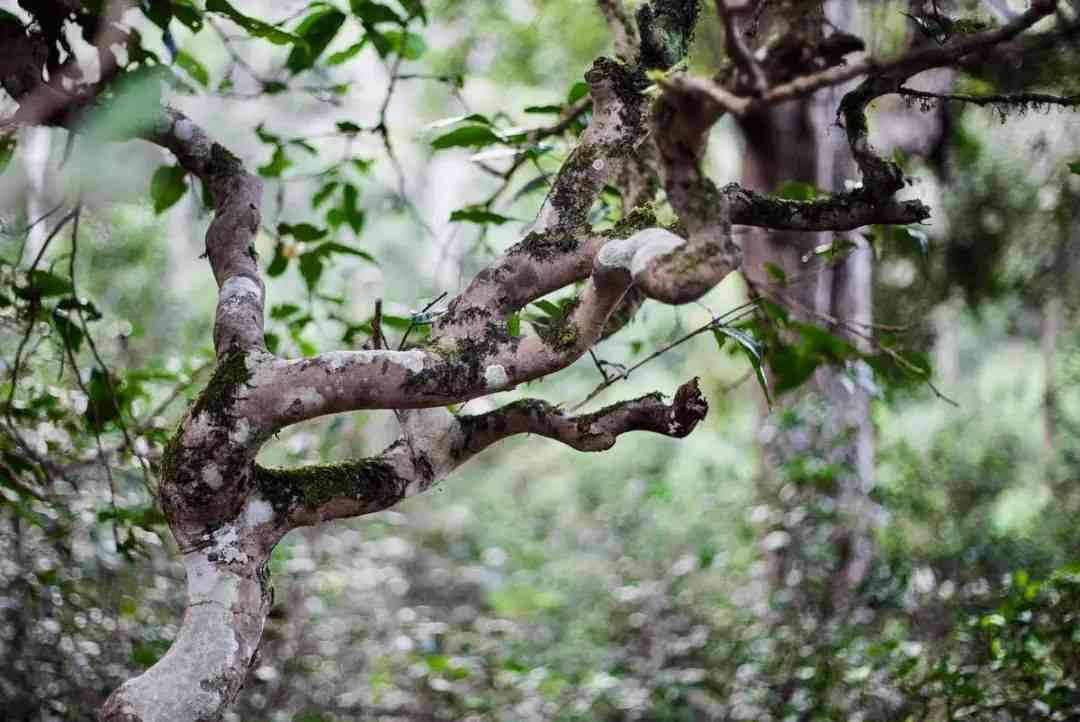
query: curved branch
[
  {"left": 144, "top": 109, "right": 265, "bottom": 356},
  {"left": 253, "top": 378, "right": 708, "bottom": 529},
  {"left": 458, "top": 377, "right": 708, "bottom": 457}
]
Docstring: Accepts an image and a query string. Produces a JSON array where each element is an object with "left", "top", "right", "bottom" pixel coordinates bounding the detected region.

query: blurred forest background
[{"left": 2, "top": 0, "right": 1080, "bottom": 720}]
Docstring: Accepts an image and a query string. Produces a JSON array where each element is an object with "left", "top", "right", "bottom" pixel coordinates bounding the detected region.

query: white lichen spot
[
  {"left": 627, "top": 228, "right": 685, "bottom": 278},
  {"left": 321, "top": 350, "right": 374, "bottom": 371},
  {"left": 484, "top": 364, "right": 509, "bottom": 389},
  {"left": 174, "top": 118, "right": 196, "bottom": 142},
  {"left": 397, "top": 350, "right": 425, "bottom": 374},
  {"left": 592, "top": 158, "right": 605, "bottom": 171},
  {"left": 242, "top": 496, "right": 275, "bottom": 528},
  {"left": 221, "top": 275, "right": 261, "bottom": 303},
  {"left": 597, "top": 228, "right": 685, "bottom": 276},
  {"left": 229, "top": 417, "right": 251, "bottom": 446},
  {"left": 184, "top": 550, "right": 241, "bottom": 605},
  {"left": 202, "top": 464, "right": 224, "bottom": 490}
]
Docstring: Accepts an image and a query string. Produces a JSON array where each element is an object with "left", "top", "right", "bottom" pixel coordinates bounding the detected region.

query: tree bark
[{"left": 738, "top": 0, "right": 877, "bottom": 614}]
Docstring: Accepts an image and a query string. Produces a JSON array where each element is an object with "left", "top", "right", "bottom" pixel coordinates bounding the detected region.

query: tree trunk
[{"left": 738, "top": 0, "right": 877, "bottom": 614}]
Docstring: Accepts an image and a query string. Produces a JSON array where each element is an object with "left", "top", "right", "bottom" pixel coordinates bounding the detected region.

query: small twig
[
  {"left": 398, "top": 291, "right": 447, "bottom": 350},
  {"left": 370, "top": 298, "right": 385, "bottom": 350},
  {"left": 588, "top": 349, "right": 611, "bottom": 383},
  {"left": 574, "top": 301, "right": 760, "bottom": 410}
]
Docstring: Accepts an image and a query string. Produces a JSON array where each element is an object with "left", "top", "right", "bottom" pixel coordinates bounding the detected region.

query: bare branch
[
  {"left": 144, "top": 109, "right": 265, "bottom": 356},
  {"left": 597, "top": 0, "right": 640, "bottom": 60},
  {"left": 716, "top": 0, "right": 768, "bottom": 94}
]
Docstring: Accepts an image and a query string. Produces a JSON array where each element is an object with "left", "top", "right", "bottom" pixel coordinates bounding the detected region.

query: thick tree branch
[{"left": 252, "top": 378, "right": 708, "bottom": 529}]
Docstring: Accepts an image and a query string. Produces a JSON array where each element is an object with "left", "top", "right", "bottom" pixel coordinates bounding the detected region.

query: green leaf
[
  {"left": 337, "top": 184, "right": 365, "bottom": 233},
  {"left": 350, "top": 0, "right": 404, "bottom": 25},
  {"left": 79, "top": 66, "right": 167, "bottom": 143},
  {"left": 806, "top": 238, "right": 858, "bottom": 265},
  {"left": 319, "top": 242, "right": 376, "bottom": 263},
  {"left": 171, "top": 0, "right": 204, "bottom": 31},
  {"left": 567, "top": 81, "right": 589, "bottom": 104},
  {"left": 715, "top": 325, "right": 771, "bottom": 406},
  {"left": 1068, "top": 161, "right": 1080, "bottom": 175},
  {"left": 533, "top": 299, "right": 561, "bottom": 317},
  {"left": 21, "top": 270, "right": 74, "bottom": 298},
  {"left": 287, "top": 7, "right": 347, "bottom": 73},
  {"left": 266, "top": 243, "right": 289, "bottom": 276},
  {"left": 174, "top": 50, "right": 209, "bottom": 86},
  {"left": 277, "top": 223, "right": 328, "bottom": 241},
  {"left": 257, "top": 145, "right": 290, "bottom": 177},
  {"left": 507, "top": 313, "right": 521, "bottom": 337},
  {"left": 336, "top": 120, "right": 363, "bottom": 134},
  {"left": 399, "top": 0, "right": 427, "bottom": 22},
  {"left": 449, "top": 207, "right": 515, "bottom": 225},
  {"left": 327, "top": 39, "right": 367, "bottom": 65},
  {"left": 0, "top": 136, "right": 16, "bottom": 175},
  {"left": 383, "top": 30, "right": 426, "bottom": 59},
  {"left": 51, "top": 310, "right": 84, "bottom": 353},
  {"left": 425, "top": 113, "right": 493, "bottom": 130},
  {"left": 150, "top": 164, "right": 187, "bottom": 214},
  {"left": 775, "top": 181, "right": 818, "bottom": 201},
  {"left": 762, "top": 262, "right": 787, "bottom": 284},
  {"left": 206, "top": 0, "right": 298, "bottom": 44},
  {"left": 312, "top": 181, "right": 339, "bottom": 208},
  {"left": 270, "top": 303, "right": 302, "bottom": 320},
  {"left": 524, "top": 104, "right": 563, "bottom": 115},
  {"left": 298, "top": 251, "right": 325, "bottom": 292},
  {"left": 431, "top": 125, "right": 502, "bottom": 150}
]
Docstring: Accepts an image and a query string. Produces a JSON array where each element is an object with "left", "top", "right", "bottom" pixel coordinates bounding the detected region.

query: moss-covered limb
[
  {"left": 725, "top": 183, "right": 931, "bottom": 230},
  {"left": 896, "top": 86, "right": 1080, "bottom": 111},
  {"left": 837, "top": 77, "right": 906, "bottom": 200},
  {"left": 189, "top": 345, "right": 253, "bottom": 425},
  {"left": 636, "top": 0, "right": 701, "bottom": 71},
  {"left": 254, "top": 448, "right": 410, "bottom": 522},
  {"left": 456, "top": 377, "right": 708, "bottom": 457}
]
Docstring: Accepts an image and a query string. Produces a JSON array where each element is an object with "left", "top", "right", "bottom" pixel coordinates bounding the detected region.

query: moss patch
[
  {"left": 190, "top": 345, "right": 252, "bottom": 426},
  {"left": 255, "top": 454, "right": 408, "bottom": 516},
  {"left": 509, "top": 229, "right": 579, "bottom": 260}
]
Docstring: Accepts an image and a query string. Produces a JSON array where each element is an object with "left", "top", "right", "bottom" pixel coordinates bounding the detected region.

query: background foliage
[{"left": 1, "top": 0, "right": 1079, "bottom": 720}]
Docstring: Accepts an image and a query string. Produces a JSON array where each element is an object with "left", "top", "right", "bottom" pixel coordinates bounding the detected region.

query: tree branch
[
  {"left": 597, "top": 0, "right": 640, "bottom": 61},
  {"left": 253, "top": 379, "right": 708, "bottom": 529},
  {"left": 143, "top": 109, "right": 266, "bottom": 356},
  {"left": 660, "top": 0, "right": 1059, "bottom": 119},
  {"left": 896, "top": 86, "right": 1080, "bottom": 109}
]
